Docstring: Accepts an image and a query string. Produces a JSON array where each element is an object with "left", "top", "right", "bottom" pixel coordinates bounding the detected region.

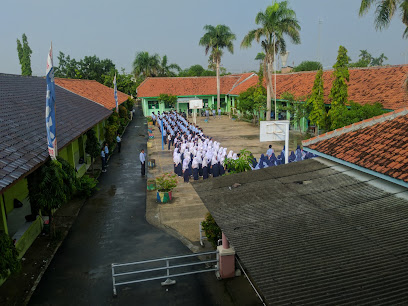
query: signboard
[
  {"left": 189, "top": 99, "right": 203, "bottom": 109},
  {"left": 260, "top": 121, "right": 290, "bottom": 164}
]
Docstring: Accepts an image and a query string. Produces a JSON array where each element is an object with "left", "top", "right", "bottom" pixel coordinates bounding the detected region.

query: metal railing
[
  {"left": 111, "top": 250, "right": 219, "bottom": 296},
  {"left": 199, "top": 221, "right": 207, "bottom": 246}
]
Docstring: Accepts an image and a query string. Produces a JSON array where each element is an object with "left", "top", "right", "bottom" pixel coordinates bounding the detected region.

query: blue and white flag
[
  {"left": 45, "top": 43, "right": 57, "bottom": 159},
  {"left": 113, "top": 73, "right": 118, "bottom": 112}
]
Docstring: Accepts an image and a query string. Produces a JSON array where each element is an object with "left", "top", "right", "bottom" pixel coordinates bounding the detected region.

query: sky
[{"left": 1, "top": 0, "right": 407, "bottom": 76}]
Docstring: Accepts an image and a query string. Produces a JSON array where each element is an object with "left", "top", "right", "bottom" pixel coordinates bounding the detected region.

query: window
[
  {"left": 164, "top": 102, "right": 173, "bottom": 109},
  {"left": 148, "top": 101, "right": 158, "bottom": 109}
]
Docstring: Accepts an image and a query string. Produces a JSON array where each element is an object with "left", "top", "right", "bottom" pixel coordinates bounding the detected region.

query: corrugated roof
[
  {"left": 303, "top": 107, "right": 408, "bottom": 184},
  {"left": 137, "top": 73, "right": 254, "bottom": 98},
  {"left": 0, "top": 74, "right": 112, "bottom": 193},
  {"left": 55, "top": 78, "right": 130, "bottom": 110},
  {"left": 192, "top": 159, "right": 408, "bottom": 305}
]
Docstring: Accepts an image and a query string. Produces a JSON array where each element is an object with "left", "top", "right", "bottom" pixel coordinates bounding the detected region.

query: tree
[
  {"left": 178, "top": 64, "right": 216, "bottom": 77},
  {"left": 346, "top": 102, "right": 386, "bottom": 123},
  {"left": 359, "top": 0, "right": 408, "bottom": 38},
  {"left": 55, "top": 52, "right": 81, "bottom": 79},
  {"left": 349, "top": 50, "right": 388, "bottom": 67},
  {"left": 85, "top": 129, "right": 100, "bottom": 175},
  {"left": 371, "top": 53, "right": 388, "bottom": 66},
  {"left": 241, "top": 1, "right": 301, "bottom": 120},
  {"left": 30, "top": 158, "right": 77, "bottom": 230},
  {"left": 16, "top": 33, "right": 32, "bottom": 76},
  {"left": 307, "top": 69, "right": 327, "bottom": 133},
  {"left": 0, "top": 232, "right": 21, "bottom": 278},
  {"left": 158, "top": 55, "right": 181, "bottom": 77},
  {"left": 328, "top": 46, "right": 350, "bottom": 130},
  {"left": 237, "top": 84, "right": 266, "bottom": 124},
  {"left": 293, "top": 61, "right": 322, "bottom": 72},
  {"left": 199, "top": 24, "right": 236, "bottom": 110},
  {"left": 281, "top": 92, "right": 309, "bottom": 135},
  {"left": 132, "top": 51, "right": 160, "bottom": 78},
  {"left": 255, "top": 52, "right": 266, "bottom": 72},
  {"left": 79, "top": 56, "right": 115, "bottom": 83},
  {"left": 158, "top": 93, "right": 178, "bottom": 108}
]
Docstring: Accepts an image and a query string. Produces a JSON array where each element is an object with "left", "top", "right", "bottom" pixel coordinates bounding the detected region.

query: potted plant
[
  {"left": 147, "top": 179, "right": 156, "bottom": 191},
  {"left": 155, "top": 173, "right": 178, "bottom": 203}
]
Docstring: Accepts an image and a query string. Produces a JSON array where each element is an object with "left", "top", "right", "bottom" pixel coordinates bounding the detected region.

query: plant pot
[
  {"left": 147, "top": 181, "right": 156, "bottom": 191},
  {"left": 157, "top": 190, "right": 172, "bottom": 203}
]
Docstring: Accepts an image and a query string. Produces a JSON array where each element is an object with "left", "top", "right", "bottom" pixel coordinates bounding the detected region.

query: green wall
[
  {"left": 141, "top": 95, "right": 232, "bottom": 117},
  {"left": 3, "top": 179, "right": 29, "bottom": 214}
]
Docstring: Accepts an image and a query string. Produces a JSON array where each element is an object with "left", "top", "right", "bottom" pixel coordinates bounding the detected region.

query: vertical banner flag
[
  {"left": 113, "top": 73, "right": 118, "bottom": 113},
  {"left": 45, "top": 43, "right": 57, "bottom": 159}
]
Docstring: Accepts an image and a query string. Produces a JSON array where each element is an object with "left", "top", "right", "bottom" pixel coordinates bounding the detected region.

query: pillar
[{"left": 217, "top": 232, "right": 235, "bottom": 279}]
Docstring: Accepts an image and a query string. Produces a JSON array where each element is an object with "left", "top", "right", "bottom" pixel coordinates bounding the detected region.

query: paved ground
[
  {"left": 145, "top": 114, "right": 308, "bottom": 245},
  {"left": 29, "top": 106, "right": 261, "bottom": 306}
]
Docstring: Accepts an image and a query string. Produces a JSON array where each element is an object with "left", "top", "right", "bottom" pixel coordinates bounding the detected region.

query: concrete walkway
[
  {"left": 29, "top": 106, "right": 261, "bottom": 306},
  {"left": 145, "top": 114, "right": 308, "bottom": 246}
]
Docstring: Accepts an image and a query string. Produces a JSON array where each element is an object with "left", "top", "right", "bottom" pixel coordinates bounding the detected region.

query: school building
[
  {"left": 0, "top": 74, "right": 129, "bottom": 266},
  {"left": 137, "top": 65, "right": 408, "bottom": 132}
]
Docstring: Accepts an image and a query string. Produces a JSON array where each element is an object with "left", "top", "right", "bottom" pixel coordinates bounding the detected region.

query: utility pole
[{"left": 318, "top": 18, "right": 323, "bottom": 63}]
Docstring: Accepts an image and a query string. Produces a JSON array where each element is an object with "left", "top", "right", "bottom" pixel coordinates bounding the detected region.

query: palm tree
[
  {"left": 199, "top": 24, "right": 236, "bottom": 110},
  {"left": 359, "top": 0, "right": 408, "bottom": 38},
  {"left": 132, "top": 51, "right": 160, "bottom": 78},
  {"left": 241, "top": 1, "right": 301, "bottom": 120},
  {"left": 158, "top": 55, "right": 181, "bottom": 77}
]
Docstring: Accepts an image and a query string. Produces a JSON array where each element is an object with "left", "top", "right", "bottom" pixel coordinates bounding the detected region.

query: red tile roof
[
  {"left": 231, "top": 65, "right": 408, "bottom": 110},
  {"left": 137, "top": 73, "right": 255, "bottom": 98},
  {"left": 55, "top": 78, "right": 130, "bottom": 110},
  {"left": 302, "top": 107, "right": 408, "bottom": 183}
]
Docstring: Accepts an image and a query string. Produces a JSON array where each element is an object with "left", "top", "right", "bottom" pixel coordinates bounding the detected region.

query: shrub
[
  {"left": 76, "top": 175, "right": 98, "bottom": 198},
  {"left": 224, "top": 149, "right": 253, "bottom": 174},
  {"left": 0, "top": 232, "right": 21, "bottom": 278},
  {"left": 155, "top": 173, "right": 178, "bottom": 192},
  {"left": 119, "top": 105, "right": 128, "bottom": 118},
  {"left": 201, "top": 213, "right": 222, "bottom": 248}
]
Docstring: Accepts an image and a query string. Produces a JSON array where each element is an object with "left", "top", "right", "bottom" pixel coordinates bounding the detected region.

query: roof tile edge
[{"left": 302, "top": 107, "right": 408, "bottom": 147}]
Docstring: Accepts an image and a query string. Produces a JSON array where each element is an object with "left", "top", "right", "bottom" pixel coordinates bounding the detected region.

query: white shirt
[
  {"left": 116, "top": 136, "right": 121, "bottom": 143},
  {"left": 139, "top": 152, "right": 146, "bottom": 163}
]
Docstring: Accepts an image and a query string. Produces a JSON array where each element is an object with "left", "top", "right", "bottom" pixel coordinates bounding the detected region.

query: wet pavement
[{"left": 28, "top": 105, "right": 261, "bottom": 306}]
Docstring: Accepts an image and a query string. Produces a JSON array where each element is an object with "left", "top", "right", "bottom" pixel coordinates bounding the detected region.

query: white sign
[
  {"left": 260, "top": 121, "right": 290, "bottom": 164},
  {"left": 189, "top": 99, "right": 203, "bottom": 109}
]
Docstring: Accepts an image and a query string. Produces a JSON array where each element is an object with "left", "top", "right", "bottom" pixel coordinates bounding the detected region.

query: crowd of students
[{"left": 154, "top": 110, "right": 315, "bottom": 182}]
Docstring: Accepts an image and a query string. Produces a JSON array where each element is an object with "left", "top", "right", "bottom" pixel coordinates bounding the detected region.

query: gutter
[{"left": 303, "top": 148, "right": 408, "bottom": 189}]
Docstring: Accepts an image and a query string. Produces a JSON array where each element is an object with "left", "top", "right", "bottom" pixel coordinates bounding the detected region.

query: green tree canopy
[
  {"left": 158, "top": 55, "right": 181, "bottom": 77},
  {"left": 16, "top": 33, "right": 32, "bottom": 76},
  {"left": 241, "top": 1, "right": 301, "bottom": 120},
  {"left": 307, "top": 69, "right": 327, "bottom": 132},
  {"left": 328, "top": 46, "right": 350, "bottom": 130},
  {"left": 0, "top": 232, "right": 21, "bottom": 278},
  {"left": 281, "top": 92, "right": 309, "bottom": 134},
  {"left": 178, "top": 64, "right": 216, "bottom": 77},
  {"left": 132, "top": 51, "right": 160, "bottom": 78},
  {"left": 359, "top": 0, "right": 408, "bottom": 38},
  {"left": 199, "top": 24, "right": 236, "bottom": 110},
  {"left": 349, "top": 49, "right": 388, "bottom": 67},
  {"left": 293, "top": 61, "right": 322, "bottom": 72},
  {"left": 158, "top": 93, "right": 178, "bottom": 108}
]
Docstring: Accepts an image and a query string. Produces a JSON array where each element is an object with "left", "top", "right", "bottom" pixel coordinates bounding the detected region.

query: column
[{"left": 217, "top": 232, "right": 235, "bottom": 279}]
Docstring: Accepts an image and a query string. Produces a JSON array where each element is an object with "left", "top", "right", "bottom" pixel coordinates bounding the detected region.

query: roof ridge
[
  {"left": 228, "top": 73, "right": 257, "bottom": 94},
  {"left": 302, "top": 107, "right": 408, "bottom": 147},
  {"left": 55, "top": 84, "right": 107, "bottom": 108}
]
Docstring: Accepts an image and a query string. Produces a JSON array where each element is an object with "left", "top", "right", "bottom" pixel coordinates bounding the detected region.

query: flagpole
[{"left": 52, "top": 41, "right": 58, "bottom": 157}]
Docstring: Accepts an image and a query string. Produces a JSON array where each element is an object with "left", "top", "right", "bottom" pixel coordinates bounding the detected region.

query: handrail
[
  {"left": 112, "top": 250, "right": 219, "bottom": 296},
  {"left": 112, "top": 250, "right": 217, "bottom": 267}
]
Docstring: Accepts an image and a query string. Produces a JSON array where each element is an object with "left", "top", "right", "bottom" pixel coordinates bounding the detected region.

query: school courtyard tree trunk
[
  {"left": 241, "top": 1, "right": 301, "bottom": 120},
  {"left": 199, "top": 25, "right": 236, "bottom": 110}
]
